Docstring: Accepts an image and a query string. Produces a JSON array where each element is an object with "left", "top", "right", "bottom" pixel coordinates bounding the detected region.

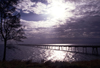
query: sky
[{"left": 3, "top": 0, "right": 100, "bottom": 44}]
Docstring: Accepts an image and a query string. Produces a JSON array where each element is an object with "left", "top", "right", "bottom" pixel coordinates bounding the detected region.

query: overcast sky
[{"left": 4, "top": 0, "right": 100, "bottom": 44}]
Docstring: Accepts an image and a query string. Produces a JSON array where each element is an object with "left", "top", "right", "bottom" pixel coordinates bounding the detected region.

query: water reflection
[
  {"left": 19, "top": 46, "right": 75, "bottom": 62},
  {"left": 47, "top": 50, "right": 67, "bottom": 61},
  {"left": 43, "top": 44, "right": 73, "bottom": 46},
  {"left": 1, "top": 44, "right": 100, "bottom": 62},
  {"left": 43, "top": 46, "right": 74, "bottom": 62}
]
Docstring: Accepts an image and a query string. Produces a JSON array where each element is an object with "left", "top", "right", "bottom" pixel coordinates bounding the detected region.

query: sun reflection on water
[
  {"left": 47, "top": 50, "right": 66, "bottom": 61},
  {"left": 45, "top": 46, "right": 75, "bottom": 62}
]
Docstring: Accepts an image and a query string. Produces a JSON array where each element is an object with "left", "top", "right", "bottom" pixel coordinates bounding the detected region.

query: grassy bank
[{"left": 0, "top": 59, "right": 100, "bottom": 68}]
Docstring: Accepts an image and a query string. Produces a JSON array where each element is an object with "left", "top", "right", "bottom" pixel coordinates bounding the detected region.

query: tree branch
[{"left": 0, "top": 11, "right": 5, "bottom": 39}]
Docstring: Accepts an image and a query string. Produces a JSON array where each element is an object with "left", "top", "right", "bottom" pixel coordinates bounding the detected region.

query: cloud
[
  {"left": 16, "top": 0, "right": 47, "bottom": 14},
  {"left": 56, "top": 15, "right": 100, "bottom": 38},
  {"left": 32, "top": 2, "right": 47, "bottom": 14},
  {"left": 20, "top": 17, "right": 67, "bottom": 29},
  {"left": 73, "top": 0, "right": 100, "bottom": 16},
  {"left": 17, "top": 0, "right": 100, "bottom": 17},
  {"left": 18, "top": 0, "right": 100, "bottom": 44},
  {"left": 17, "top": 0, "right": 100, "bottom": 24},
  {"left": 16, "top": 0, "right": 36, "bottom": 13}
]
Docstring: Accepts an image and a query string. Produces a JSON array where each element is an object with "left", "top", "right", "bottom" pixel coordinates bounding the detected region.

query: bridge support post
[
  {"left": 83, "top": 47, "right": 87, "bottom": 54},
  {"left": 66, "top": 46, "right": 67, "bottom": 51},
  {"left": 92, "top": 47, "right": 98, "bottom": 55},
  {"left": 61, "top": 46, "right": 63, "bottom": 50},
  {"left": 59, "top": 46, "right": 60, "bottom": 50},
  {"left": 75, "top": 47, "right": 76, "bottom": 52},
  {"left": 46, "top": 46, "right": 47, "bottom": 49},
  {"left": 70, "top": 47, "right": 72, "bottom": 51},
  {"left": 85, "top": 47, "right": 87, "bottom": 54}
]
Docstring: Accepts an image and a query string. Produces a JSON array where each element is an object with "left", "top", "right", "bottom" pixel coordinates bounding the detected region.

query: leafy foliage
[
  {"left": 0, "top": 0, "right": 26, "bottom": 41},
  {"left": 0, "top": 0, "right": 26, "bottom": 61}
]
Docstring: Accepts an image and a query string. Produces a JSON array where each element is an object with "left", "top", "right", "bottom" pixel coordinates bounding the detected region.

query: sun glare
[
  {"left": 46, "top": 2, "right": 66, "bottom": 20},
  {"left": 33, "top": 1, "right": 75, "bottom": 28},
  {"left": 47, "top": 50, "right": 66, "bottom": 61},
  {"left": 48, "top": 6, "right": 65, "bottom": 18}
]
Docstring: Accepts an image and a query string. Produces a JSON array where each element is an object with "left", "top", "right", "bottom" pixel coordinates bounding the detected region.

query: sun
[
  {"left": 34, "top": 1, "right": 75, "bottom": 28},
  {"left": 49, "top": 6, "right": 65, "bottom": 18},
  {"left": 46, "top": 2, "right": 66, "bottom": 20}
]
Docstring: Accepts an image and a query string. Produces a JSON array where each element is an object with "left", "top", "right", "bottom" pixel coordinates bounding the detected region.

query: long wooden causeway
[{"left": 19, "top": 44, "right": 100, "bottom": 56}]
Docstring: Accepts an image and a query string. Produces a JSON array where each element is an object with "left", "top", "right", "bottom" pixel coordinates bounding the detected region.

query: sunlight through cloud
[
  {"left": 46, "top": 1, "right": 66, "bottom": 19},
  {"left": 46, "top": 0, "right": 75, "bottom": 21},
  {"left": 17, "top": 0, "right": 100, "bottom": 39},
  {"left": 18, "top": 0, "right": 76, "bottom": 27}
]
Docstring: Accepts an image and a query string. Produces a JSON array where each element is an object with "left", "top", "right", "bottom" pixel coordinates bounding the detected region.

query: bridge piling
[
  {"left": 20, "top": 44, "right": 100, "bottom": 56},
  {"left": 92, "top": 47, "right": 98, "bottom": 55}
]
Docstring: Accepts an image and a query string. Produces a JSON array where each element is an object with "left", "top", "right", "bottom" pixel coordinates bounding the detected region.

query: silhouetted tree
[{"left": 0, "top": 0, "right": 26, "bottom": 61}]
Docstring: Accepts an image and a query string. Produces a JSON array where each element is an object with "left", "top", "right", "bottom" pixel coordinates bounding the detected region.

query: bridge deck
[{"left": 19, "top": 44, "right": 100, "bottom": 56}]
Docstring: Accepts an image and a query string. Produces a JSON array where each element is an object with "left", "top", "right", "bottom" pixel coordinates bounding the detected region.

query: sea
[{"left": 0, "top": 44, "right": 100, "bottom": 62}]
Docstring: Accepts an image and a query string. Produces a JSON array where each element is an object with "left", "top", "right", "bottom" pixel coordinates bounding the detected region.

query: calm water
[{"left": 0, "top": 44, "right": 100, "bottom": 62}]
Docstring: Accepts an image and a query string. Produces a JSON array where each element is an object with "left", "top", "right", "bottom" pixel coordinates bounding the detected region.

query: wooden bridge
[{"left": 19, "top": 44, "right": 100, "bottom": 56}]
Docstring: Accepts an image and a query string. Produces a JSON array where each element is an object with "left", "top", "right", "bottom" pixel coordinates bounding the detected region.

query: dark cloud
[
  {"left": 22, "top": 15, "right": 100, "bottom": 44},
  {"left": 18, "top": 0, "right": 100, "bottom": 44},
  {"left": 51, "top": 15, "right": 100, "bottom": 44}
]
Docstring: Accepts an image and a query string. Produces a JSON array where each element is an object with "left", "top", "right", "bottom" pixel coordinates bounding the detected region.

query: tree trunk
[{"left": 3, "top": 39, "right": 7, "bottom": 61}]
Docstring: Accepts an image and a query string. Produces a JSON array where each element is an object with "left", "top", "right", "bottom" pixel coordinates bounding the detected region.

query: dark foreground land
[{"left": 0, "top": 60, "right": 100, "bottom": 68}]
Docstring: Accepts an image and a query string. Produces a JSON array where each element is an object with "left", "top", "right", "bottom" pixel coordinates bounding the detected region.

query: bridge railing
[{"left": 19, "top": 44, "right": 100, "bottom": 56}]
